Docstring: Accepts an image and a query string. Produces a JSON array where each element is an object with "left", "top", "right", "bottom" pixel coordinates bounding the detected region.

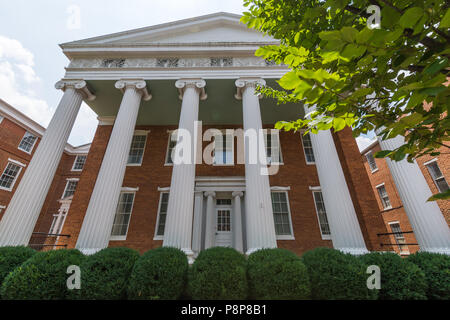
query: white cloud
[
  {"left": 0, "top": 35, "right": 53, "bottom": 126},
  {"left": 356, "top": 135, "right": 376, "bottom": 152}
]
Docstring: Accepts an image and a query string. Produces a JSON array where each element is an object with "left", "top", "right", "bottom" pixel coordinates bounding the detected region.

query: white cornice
[
  {"left": 359, "top": 139, "right": 379, "bottom": 155},
  {"left": 0, "top": 99, "right": 90, "bottom": 155}
]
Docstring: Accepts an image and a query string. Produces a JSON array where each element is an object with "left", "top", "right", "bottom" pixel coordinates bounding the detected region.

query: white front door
[{"left": 214, "top": 208, "right": 232, "bottom": 247}]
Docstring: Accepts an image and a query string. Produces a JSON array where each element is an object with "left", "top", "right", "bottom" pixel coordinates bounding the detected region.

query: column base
[
  {"left": 420, "top": 247, "right": 450, "bottom": 255},
  {"left": 78, "top": 248, "right": 103, "bottom": 255},
  {"left": 338, "top": 247, "right": 369, "bottom": 255},
  {"left": 182, "top": 248, "right": 195, "bottom": 264},
  {"left": 245, "top": 247, "right": 263, "bottom": 256}
]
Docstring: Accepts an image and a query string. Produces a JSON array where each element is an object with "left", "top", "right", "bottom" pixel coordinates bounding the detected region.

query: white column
[
  {"left": 192, "top": 191, "right": 204, "bottom": 255},
  {"left": 378, "top": 135, "right": 450, "bottom": 254},
  {"left": 0, "top": 80, "right": 95, "bottom": 246},
  {"left": 162, "top": 79, "right": 206, "bottom": 259},
  {"left": 235, "top": 78, "right": 277, "bottom": 255},
  {"left": 204, "top": 191, "right": 216, "bottom": 249},
  {"left": 305, "top": 107, "right": 368, "bottom": 254},
  {"left": 232, "top": 191, "right": 244, "bottom": 252},
  {"left": 76, "top": 80, "right": 151, "bottom": 254}
]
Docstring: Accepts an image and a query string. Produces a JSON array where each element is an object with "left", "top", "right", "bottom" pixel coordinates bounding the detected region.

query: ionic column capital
[
  {"left": 234, "top": 78, "right": 266, "bottom": 100},
  {"left": 115, "top": 79, "right": 152, "bottom": 101},
  {"left": 232, "top": 191, "right": 244, "bottom": 198},
  {"left": 175, "top": 79, "right": 207, "bottom": 100},
  {"left": 55, "top": 79, "right": 96, "bottom": 101},
  {"left": 204, "top": 191, "right": 216, "bottom": 198}
]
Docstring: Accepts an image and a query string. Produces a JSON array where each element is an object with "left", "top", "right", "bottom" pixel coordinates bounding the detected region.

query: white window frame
[
  {"left": 388, "top": 221, "right": 410, "bottom": 255},
  {"left": 110, "top": 187, "right": 138, "bottom": 241},
  {"left": 61, "top": 178, "right": 79, "bottom": 199},
  {"left": 300, "top": 132, "right": 315, "bottom": 165},
  {"left": 18, "top": 131, "right": 38, "bottom": 154},
  {"left": 424, "top": 158, "right": 449, "bottom": 193},
  {"left": 0, "top": 159, "right": 25, "bottom": 192},
  {"left": 0, "top": 115, "right": 4, "bottom": 124},
  {"left": 365, "top": 151, "right": 378, "bottom": 173},
  {"left": 213, "top": 129, "right": 235, "bottom": 166},
  {"left": 164, "top": 130, "right": 177, "bottom": 166},
  {"left": 127, "top": 130, "right": 149, "bottom": 166},
  {"left": 264, "top": 129, "right": 284, "bottom": 165},
  {"left": 71, "top": 155, "right": 87, "bottom": 171},
  {"left": 270, "top": 189, "right": 294, "bottom": 240},
  {"left": 310, "top": 187, "right": 332, "bottom": 240},
  {"left": 154, "top": 191, "right": 169, "bottom": 240},
  {"left": 0, "top": 205, "right": 5, "bottom": 214},
  {"left": 375, "top": 183, "right": 392, "bottom": 210}
]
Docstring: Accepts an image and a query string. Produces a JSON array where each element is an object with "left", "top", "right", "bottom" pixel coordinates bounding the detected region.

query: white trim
[
  {"left": 0, "top": 162, "right": 23, "bottom": 192},
  {"left": 18, "top": 131, "right": 38, "bottom": 154},
  {"left": 7, "top": 158, "right": 26, "bottom": 167},
  {"left": 61, "top": 178, "right": 80, "bottom": 199},
  {"left": 71, "top": 154, "right": 87, "bottom": 172},
  {"left": 0, "top": 114, "right": 3, "bottom": 124},
  {"left": 110, "top": 190, "right": 137, "bottom": 241},
  {"left": 375, "top": 182, "right": 385, "bottom": 188},
  {"left": 0, "top": 205, "right": 5, "bottom": 214},
  {"left": 423, "top": 158, "right": 438, "bottom": 166},
  {"left": 97, "top": 116, "right": 116, "bottom": 126},
  {"left": 311, "top": 188, "right": 332, "bottom": 240},
  {"left": 270, "top": 186, "right": 291, "bottom": 191},
  {"left": 157, "top": 186, "right": 170, "bottom": 192},
  {"left": 271, "top": 190, "right": 295, "bottom": 240},
  {"left": 126, "top": 131, "right": 149, "bottom": 166}
]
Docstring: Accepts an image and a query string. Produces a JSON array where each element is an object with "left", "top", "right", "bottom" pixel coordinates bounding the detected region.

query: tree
[{"left": 242, "top": 0, "right": 450, "bottom": 199}]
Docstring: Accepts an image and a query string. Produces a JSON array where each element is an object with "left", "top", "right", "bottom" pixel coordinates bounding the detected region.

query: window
[
  {"left": 0, "top": 115, "right": 4, "bottom": 124},
  {"left": 214, "top": 131, "right": 234, "bottom": 165},
  {"left": 49, "top": 212, "right": 68, "bottom": 235},
  {"left": 376, "top": 184, "right": 392, "bottom": 209},
  {"left": 18, "top": 131, "right": 37, "bottom": 153},
  {"left": 389, "top": 222, "right": 409, "bottom": 254},
  {"left": 270, "top": 191, "right": 293, "bottom": 239},
  {"left": 155, "top": 192, "right": 169, "bottom": 238},
  {"left": 127, "top": 135, "right": 147, "bottom": 165},
  {"left": 216, "top": 199, "right": 232, "bottom": 205},
  {"left": 72, "top": 155, "right": 87, "bottom": 171},
  {"left": 62, "top": 180, "right": 78, "bottom": 198},
  {"left": 426, "top": 160, "right": 449, "bottom": 193},
  {"left": 301, "top": 133, "right": 315, "bottom": 164},
  {"left": 111, "top": 192, "right": 135, "bottom": 239},
  {"left": 265, "top": 130, "right": 283, "bottom": 164},
  {"left": 0, "top": 162, "right": 22, "bottom": 191},
  {"left": 165, "top": 131, "right": 177, "bottom": 165},
  {"left": 312, "top": 191, "right": 331, "bottom": 239},
  {"left": 365, "top": 151, "right": 378, "bottom": 172}
]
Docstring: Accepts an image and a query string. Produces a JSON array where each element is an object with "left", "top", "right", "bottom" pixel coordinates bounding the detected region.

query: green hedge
[
  {"left": 302, "top": 247, "right": 376, "bottom": 300},
  {"left": 407, "top": 252, "right": 450, "bottom": 300},
  {"left": 1, "top": 249, "right": 84, "bottom": 300},
  {"left": 71, "top": 247, "right": 139, "bottom": 300},
  {"left": 0, "top": 246, "right": 35, "bottom": 288},
  {"left": 247, "top": 248, "right": 310, "bottom": 299},
  {"left": 187, "top": 247, "right": 248, "bottom": 300},
  {"left": 360, "top": 252, "right": 427, "bottom": 300},
  {"left": 127, "top": 247, "right": 188, "bottom": 300}
]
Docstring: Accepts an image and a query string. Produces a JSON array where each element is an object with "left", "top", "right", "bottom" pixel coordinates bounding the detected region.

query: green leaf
[
  {"left": 399, "top": 7, "right": 424, "bottom": 29},
  {"left": 332, "top": 118, "right": 346, "bottom": 131},
  {"left": 319, "top": 30, "right": 341, "bottom": 41},
  {"left": 278, "top": 71, "right": 301, "bottom": 90},
  {"left": 440, "top": 8, "right": 450, "bottom": 28},
  {"left": 427, "top": 189, "right": 450, "bottom": 201},
  {"left": 374, "top": 150, "right": 392, "bottom": 158},
  {"left": 340, "top": 27, "right": 358, "bottom": 43},
  {"left": 423, "top": 58, "right": 448, "bottom": 75}
]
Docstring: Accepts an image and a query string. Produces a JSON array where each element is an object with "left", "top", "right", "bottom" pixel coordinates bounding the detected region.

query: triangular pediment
[{"left": 62, "top": 12, "right": 277, "bottom": 47}]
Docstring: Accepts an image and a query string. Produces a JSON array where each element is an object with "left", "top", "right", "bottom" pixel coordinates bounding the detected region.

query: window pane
[
  {"left": 18, "top": 132, "right": 37, "bottom": 153},
  {"left": 427, "top": 162, "right": 449, "bottom": 192},
  {"left": 127, "top": 135, "right": 146, "bottom": 164},
  {"left": 270, "top": 192, "right": 292, "bottom": 236},
  {"left": 166, "top": 132, "right": 177, "bottom": 164},
  {"left": 111, "top": 192, "right": 135, "bottom": 236},
  {"left": 156, "top": 192, "right": 169, "bottom": 236},
  {"left": 376, "top": 185, "right": 391, "bottom": 209},
  {"left": 302, "top": 133, "right": 315, "bottom": 163},
  {"left": 265, "top": 130, "right": 282, "bottom": 164},
  {"left": 366, "top": 152, "right": 378, "bottom": 171},
  {"left": 0, "top": 163, "right": 21, "bottom": 189},
  {"left": 390, "top": 223, "right": 408, "bottom": 253},
  {"left": 73, "top": 155, "right": 87, "bottom": 170},
  {"left": 214, "top": 132, "right": 233, "bottom": 165},
  {"left": 63, "top": 181, "right": 78, "bottom": 198},
  {"left": 313, "top": 191, "right": 331, "bottom": 236}
]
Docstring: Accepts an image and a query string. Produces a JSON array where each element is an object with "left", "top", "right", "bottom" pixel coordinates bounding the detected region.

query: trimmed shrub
[
  {"left": 187, "top": 247, "right": 248, "bottom": 300},
  {"left": 0, "top": 246, "right": 35, "bottom": 288},
  {"left": 247, "top": 248, "right": 310, "bottom": 299},
  {"left": 360, "top": 252, "right": 427, "bottom": 300},
  {"left": 71, "top": 247, "right": 139, "bottom": 300},
  {"left": 407, "top": 252, "right": 450, "bottom": 300},
  {"left": 127, "top": 247, "right": 188, "bottom": 300},
  {"left": 1, "top": 249, "right": 84, "bottom": 300},
  {"left": 302, "top": 247, "right": 375, "bottom": 300}
]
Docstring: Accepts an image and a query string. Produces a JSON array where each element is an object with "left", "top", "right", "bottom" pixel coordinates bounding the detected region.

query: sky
[{"left": 0, "top": 0, "right": 375, "bottom": 149}]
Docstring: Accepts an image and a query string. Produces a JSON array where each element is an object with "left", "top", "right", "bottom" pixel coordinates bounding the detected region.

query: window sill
[
  {"left": 110, "top": 235, "right": 127, "bottom": 241},
  {"left": 153, "top": 235, "right": 164, "bottom": 241},
  {"left": 276, "top": 235, "right": 295, "bottom": 240},
  {"left": 371, "top": 168, "right": 379, "bottom": 174},
  {"left": 18, "top": 148, "right": 32, "bottom": 154},
  {"left": 164, "top": 163, "right": 173, "bottom": 166},
  {"left": 305, "top": 161, "right": 315, "bottom": 165},
  {"left": 71, "top": 169, "right": 82, "bottom": 172},
  {"left": 213, "top": 163, "right": 235, "bottom": 166},
  {"left": 0, "top": 186, "right": 12, "bottom": 192},
  {"left": 400, "top": 251, "right": 410, "bottom": 256},
  {"left": 126, "top": 163, "right": 142, "bottom": 167},
  {"left": 321, "top": 235, "right": 332, "bottom": 241}
]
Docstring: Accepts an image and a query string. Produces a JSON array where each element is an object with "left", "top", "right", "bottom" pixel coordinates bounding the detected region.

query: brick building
[
  {"left": 362, "top": 140, "right": 450, "bottom": 255},
  {"left": 0, "top": 99, "right": 89, "bottom": 249},
  {"left": 0, "top": 13, "right": 448, "bottom": 257}
]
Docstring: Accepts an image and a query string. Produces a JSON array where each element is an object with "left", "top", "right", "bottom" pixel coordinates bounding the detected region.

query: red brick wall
[{"left": 61, "top": 124, "right": 387, "bottom": 255}]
